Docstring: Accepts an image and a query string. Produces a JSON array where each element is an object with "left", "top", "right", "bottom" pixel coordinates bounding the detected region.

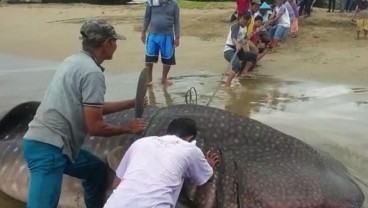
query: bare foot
[
  {"left": 240, "top": 74, "right": 255, "bottom": 79},
  {"left": 161, "top": 79, "right": 173, "bottom": 87},
  {"left": 221, "top": 83, "right": 232, "bottom": 89}
]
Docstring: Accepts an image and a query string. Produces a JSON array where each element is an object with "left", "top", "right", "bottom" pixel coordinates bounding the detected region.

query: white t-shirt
[
  {"left": 224, "top": 23, "right": 248, "bottom": 52},
  {"left": 103, "top": 135, "right": 213, "bottom": 208},
  {"left": 275, "top": 5, "right": 290, "bottom": 28}
]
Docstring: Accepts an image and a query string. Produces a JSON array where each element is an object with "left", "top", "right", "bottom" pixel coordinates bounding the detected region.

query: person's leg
[
  {"left": 257, "top": 48, "right": 267, "bottom": 61},
  {"left": 305, "top": 0, "right": 312, "bottom": 16},
  {"left": 160, "top": 35, "right": 176, "bottom": 86},
  {"left": 348, "top": 0, "right": 354, "bottom": 12},
  {"left": 23, "top": 139, "right": 67, "bottom": 208},
  {"left": 239, "top": 51, "right": 257, "bottom": 77},
  {"left": 328, "top": 0, "right": 332, "bottom": 11},
  {"left": 268, "top": 25, "right": 278, "bottom": 50},
  {"left": 364, "top": 20, "right": 368, "bottom": 39},
  {"left": 299, "top": 0, "right": 306, "bottom": 16},
  {"left": 270, "top": 25, "right": 285, "bottom": 52},
  {"left": 290, "top": 18, "right": 299, "bottom": 37},
  {"left": 332, "top": 0, "right": 336, "bottom": 11},
  {"left": 339, "top": 0, "right": 346, "bottom": 12},
  {"left": 161, "top": 64, "right": 172, "bottom": 86},
  {"left": 224, "top": 50, "right": 241, "bottom": 87},
  {"left": 146, "top": 62, "right": 154, "bottom": 85},
  {"left": 356, "top": 20, "right": 363, "bottom": 40},
  {"left": 363, "top": 20, "right": 368, "bottom": 38},
  {"left": 345, "top": 0, "right": 350, "bottom": 11},
  {"left": 145, "top": 33, "right": 160, "bottom": 85},
  {"left": 64, "top": 149, "right": 108, "bottom": 208},
  {"left": 281, "top": 24, "right": 290, "bottom": 42}
]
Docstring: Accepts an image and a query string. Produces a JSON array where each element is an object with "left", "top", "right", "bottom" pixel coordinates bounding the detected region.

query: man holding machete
[{"left": 22, "top": 19, "right": 146, "bottom": 208}]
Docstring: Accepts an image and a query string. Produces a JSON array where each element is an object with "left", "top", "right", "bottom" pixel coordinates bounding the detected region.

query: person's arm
[
  {"left": 103, "top": 96, "right": 147, "bottom": 115},
  {"left": 173, "top": 3, "right": 180, "bottom": 47},
  {"left": 102, "top": 100, "right": 135, "bottom": 115},
  {"left": 111, "top": 144, "right": 134, "bottom": 189},
  {"left": 268, "top": 7, "right": 284, "bottom": 25},
  {"left": 141, "top": 3, "right": 152, "bottom": 43},
  {"left": 230, "top": 24, "right": 242, "bottom": 51},
  {"left": 185, "top": 148, "right": 219, "bottom": 186},
  {"left": 267, "top": 9, "right": 277, "bottom": 23},
  {"left": 82, "top": 72, "right": 145, "bottom": 137}
]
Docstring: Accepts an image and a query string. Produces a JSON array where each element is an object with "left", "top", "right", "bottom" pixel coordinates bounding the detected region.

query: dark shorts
[
  {"left": 145, "top": 33, "right": 176, "bottom": 65},
  {"left": 259, "top": 31, "right": 271, "bottom": 44},
  {"left": 224, "top": 49, "right": 257, "bottom": 73}
]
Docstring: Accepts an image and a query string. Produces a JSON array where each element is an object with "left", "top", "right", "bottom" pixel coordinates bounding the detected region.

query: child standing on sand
[{"left": 352, "top": 0, "right": 368, "bottom": 39}]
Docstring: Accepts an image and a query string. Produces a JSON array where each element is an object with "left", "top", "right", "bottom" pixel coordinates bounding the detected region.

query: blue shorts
[
  {"left": 145, "top": 33, "right": 176, "bottom": 65},
  {"left": 269, "top": 25, "right": 289, "bottom": 40}
]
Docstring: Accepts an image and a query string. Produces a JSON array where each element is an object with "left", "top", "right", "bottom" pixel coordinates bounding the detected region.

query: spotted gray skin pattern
[{"left": 0, "top": 101, "right": 365, "bottom": 208}]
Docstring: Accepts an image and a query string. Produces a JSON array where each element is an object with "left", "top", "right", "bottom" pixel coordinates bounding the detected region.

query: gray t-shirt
[
  {"left": 24, "top": 51, "right": 106, "bottom": 162},
  {"left": 143, "top": 0, "right": 180, "bottom": 37}
]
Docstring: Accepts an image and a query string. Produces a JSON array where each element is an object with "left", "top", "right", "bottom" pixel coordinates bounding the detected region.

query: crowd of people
[
  {"left": 223, "top": 0, "right": 368, "bottom": 87},
  {"left": 224, "top": 0, "right": 300, "bottom": 87}
]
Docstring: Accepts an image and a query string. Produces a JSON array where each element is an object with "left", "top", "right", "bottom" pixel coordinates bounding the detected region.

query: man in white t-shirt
[
  {"left": 266, "top": 0, "right": 290, "bottom": 52},
  {"left": 103, "top": 117, "right": 220, "bottom": 208},
  {"left": 223, "top": 12, "right": 258, "bottom": 87}
]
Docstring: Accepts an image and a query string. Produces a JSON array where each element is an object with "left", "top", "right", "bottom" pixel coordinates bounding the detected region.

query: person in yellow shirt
[
  {"left": 352, "top": 0, "right": 368, "bottom": 39},
  {"left": 247, "top": 0, "right": 261, "bottom": 38}
]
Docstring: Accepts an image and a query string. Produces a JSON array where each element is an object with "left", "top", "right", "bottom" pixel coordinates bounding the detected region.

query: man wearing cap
[
  {"left": 141, "top": 0, "right": 180, "bottom": 87},
  {"left": 22, "top": 19, "right": 146, "bottom": 208}
]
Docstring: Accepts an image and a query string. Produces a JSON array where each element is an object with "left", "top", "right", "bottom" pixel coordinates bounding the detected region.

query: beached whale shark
[{"left": 0, "top": 68, "right": 365, "bottom": 207}]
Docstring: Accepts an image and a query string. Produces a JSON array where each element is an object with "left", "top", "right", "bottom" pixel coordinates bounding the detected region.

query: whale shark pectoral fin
[
  {"left": 106, "top": 146, "right": 130, "bottom": 171},
  {"left": 135, "top": 67, "right": 149, "bottom": 119}
]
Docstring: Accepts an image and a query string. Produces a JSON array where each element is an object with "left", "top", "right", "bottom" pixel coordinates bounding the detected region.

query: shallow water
[{"left": 0, "top": 55, "right": 367, "bottom": 207}]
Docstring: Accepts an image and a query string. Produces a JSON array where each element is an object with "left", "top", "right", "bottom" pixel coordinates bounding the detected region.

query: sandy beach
[
  {"left": 0, "top": 2, "right": 367, "bottom": 85},
  {"left": 0, "top": 2, "right": 368, "bottom": 208}
]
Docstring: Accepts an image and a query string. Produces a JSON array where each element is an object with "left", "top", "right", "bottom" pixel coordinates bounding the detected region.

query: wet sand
[{"left": 0, "top": 2, "right": 368, "bottom": 208}]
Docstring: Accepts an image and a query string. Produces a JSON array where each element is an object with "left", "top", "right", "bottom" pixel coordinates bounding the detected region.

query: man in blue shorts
[{"left": 141, "top": 0, "right": 180, "bottom": 86}]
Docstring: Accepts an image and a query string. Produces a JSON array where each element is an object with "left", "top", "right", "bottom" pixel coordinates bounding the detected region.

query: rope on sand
[
  {"left": 75, "top": 191, "right": 83, "bottom": 208},
  {"left": 184, "top": 50, "right": 238, "bottom": 107},
  {"left": 206, "top": 50, "right": 238, "bottom": 107}
]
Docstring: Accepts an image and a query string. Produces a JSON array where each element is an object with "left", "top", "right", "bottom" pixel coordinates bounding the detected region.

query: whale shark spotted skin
[{"left": 0, "top": 101, "right": 364, "bottom": 208}]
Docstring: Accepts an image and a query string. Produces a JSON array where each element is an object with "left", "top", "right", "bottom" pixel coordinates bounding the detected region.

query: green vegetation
[{"left": 176, "top": 0, "right": 224, "bottom": 9}]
